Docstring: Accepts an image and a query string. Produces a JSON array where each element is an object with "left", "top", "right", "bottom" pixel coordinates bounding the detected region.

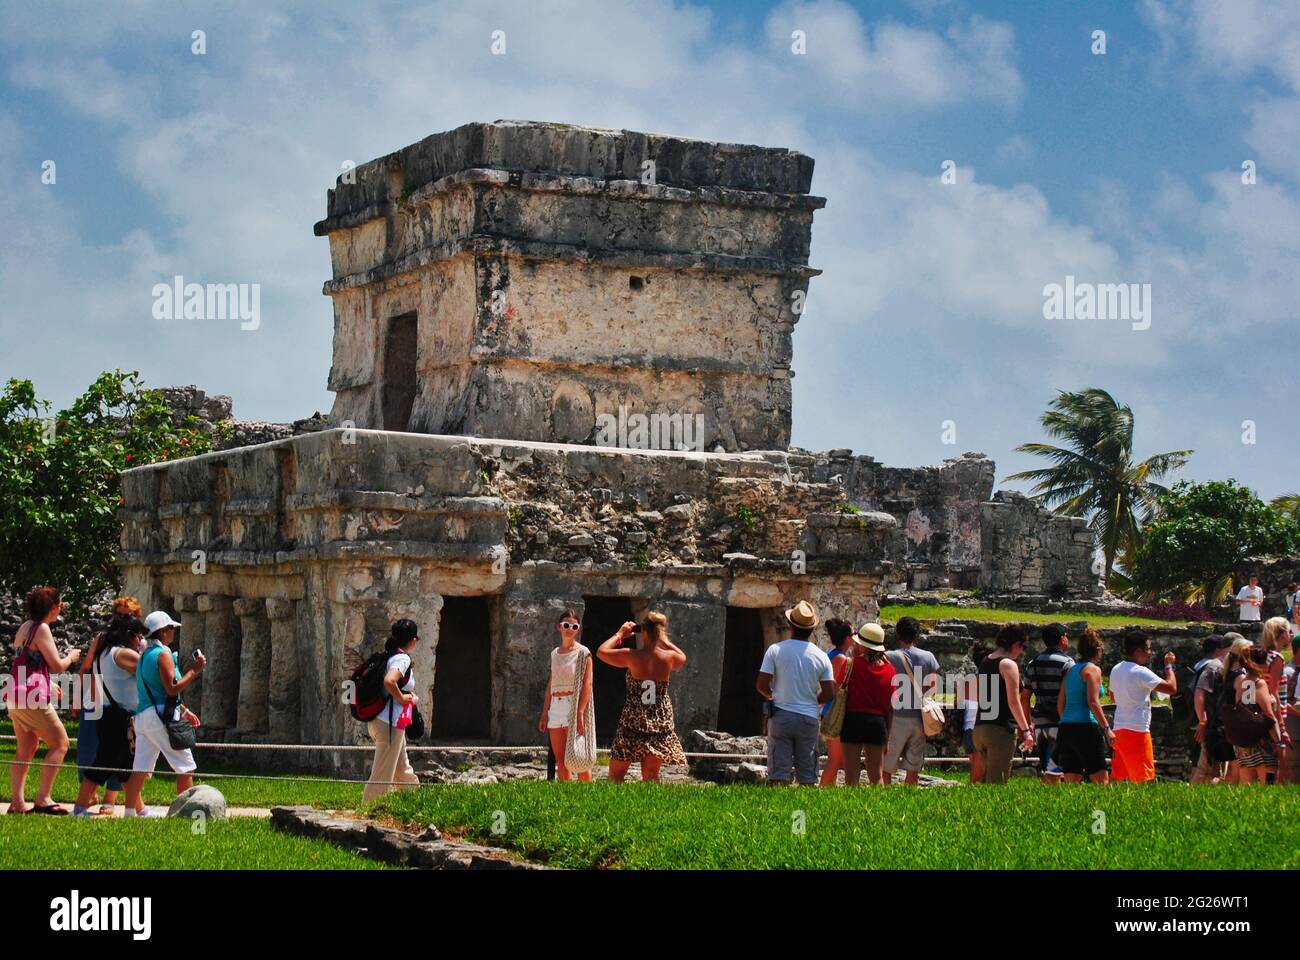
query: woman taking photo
[
  {"left": 538, "top": 610, "right": 595, "bottom": 782},
  {"left": 1054, "top": 627, "right": 1114, "bottom": 784},
  {"left": 818, "top": 618, "right": 855, "bottom": 786},
  {"left": 838, "top": 622, "right": 896, "bottom": 786},
  {"left": 6, "top": 586, "right": 81, "bottom": 814},
  {"left": 598, "top": 612, "right": 687, "bottom": 783},
  {"left": 362, "top": 619, "right": 423, "bottom": 802},
  {"left": 73, "top": 614, "right": 146, "bottom": 816},
  {"left": 972, "top": 624, "right": 1035, "bottom": 785},
  {"left": 76, "top": 596, "right": 143, "bottom": 814},
  {"left": 123, "top": 611, "right": 205, "bottom": 817}
]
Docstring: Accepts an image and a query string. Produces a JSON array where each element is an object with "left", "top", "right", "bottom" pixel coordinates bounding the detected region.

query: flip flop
[
  {"left": 96, "top": 805, "right": 115, "bottom": 816},
  {"left": 31, "top": 804, "right": 70, "bottom": 815},
  {"left": 5, "top": 806, "right": 31, "bottom": 815}
]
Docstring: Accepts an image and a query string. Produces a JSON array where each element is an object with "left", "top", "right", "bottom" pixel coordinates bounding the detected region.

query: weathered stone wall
[
  {"left": 979, "top": 491, "right": 1100, "bottom": 599},
  {"left": 118, "top": 429, "right": 898, "bottom": 759},
  {"left": 155, "top": 384, "right": 327, "bottom": 451},
  {"left": 786, "top": 450, "right": 993, "bottom": 589},
  {"left": 315, "top": 121, "right": 823, "bottom": 451}
]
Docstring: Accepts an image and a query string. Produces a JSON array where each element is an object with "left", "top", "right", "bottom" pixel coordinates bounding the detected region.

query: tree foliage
[
  {"left": 1130, "top": 479, "right": 1300, "bottom": 602},
  {"left": 0, "top": 372, "right": 212, "bottom": 613}
]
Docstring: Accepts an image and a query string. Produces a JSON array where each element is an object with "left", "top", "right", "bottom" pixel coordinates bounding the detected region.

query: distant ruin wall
[
  {"left": 788, "top": 450, "right": 993, "bottom": 589},
  {"left": 979, "top": 491, "right": 1100, "bottom": 599}
]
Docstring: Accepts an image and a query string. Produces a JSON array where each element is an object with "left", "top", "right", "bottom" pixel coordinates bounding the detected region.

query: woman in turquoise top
[
  {"left": 123, "top": 611, "right": 206, "bottom": 817},
  {"left": 1053, "top": 628, "right": 1115, "bottom": 783}
]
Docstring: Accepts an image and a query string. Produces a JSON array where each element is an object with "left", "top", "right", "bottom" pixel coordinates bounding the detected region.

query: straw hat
[
  {"left": 784, "top": 600, "right": 820, "bottom": 630},
  {"left": 855, "top": 622, "right": 886, "bottom": 652}
]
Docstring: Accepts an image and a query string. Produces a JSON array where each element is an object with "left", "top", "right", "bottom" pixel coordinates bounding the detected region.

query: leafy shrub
[{"left": 0, "top": 372, "right": 212, "bottom": 613}]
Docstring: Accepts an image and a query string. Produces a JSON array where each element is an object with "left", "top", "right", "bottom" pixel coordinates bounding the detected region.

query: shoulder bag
[
  {"left": 901, "top": 652, "right": 947, "bottom": 738},
  {"left": 820, "top": 653, "right": 854, "bottom": 738},
  {"left": 564, "top": 645, "right": 598, "bottom": 775}
]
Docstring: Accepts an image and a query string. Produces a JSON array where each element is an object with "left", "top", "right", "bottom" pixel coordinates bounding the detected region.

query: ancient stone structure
[
  {"left": 315, "top": 120, "right": 819, "bottom": 451},
  {"left": 118, "top": 122, "right": 1097, "bottom": 760},
  {"left": 978, "top": 491, "right": 1097, "bottom": 599}
]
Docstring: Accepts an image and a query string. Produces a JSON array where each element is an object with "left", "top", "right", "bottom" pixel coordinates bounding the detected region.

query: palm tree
[
  {"left": 1272, "top": 493, "right": 1300, "bottom": 521},
  {"left": 1006, "top": 388, "right": 1192, "bottom": 581}
]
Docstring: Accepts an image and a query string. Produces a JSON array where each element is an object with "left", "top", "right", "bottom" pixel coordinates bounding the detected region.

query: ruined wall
[
  {"left": 784, "top": 449, "right": 993, "bottom": 589},
  {"left": 315, "top": 122, "right": 824, "bottom": 451},
  {"left": 979, "top": 491, "right": 1100, "bottom": 599},
  {"left": 118, "top": 429, "right": 899, "bottom": 755}
]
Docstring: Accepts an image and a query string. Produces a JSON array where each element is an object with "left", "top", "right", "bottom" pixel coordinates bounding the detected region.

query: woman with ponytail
[
  {"left": 361, "top": 619, "right": 422, "bottom": 802},
  {"left": 598, "top": 611, "right": 687, "bottom": 783}
]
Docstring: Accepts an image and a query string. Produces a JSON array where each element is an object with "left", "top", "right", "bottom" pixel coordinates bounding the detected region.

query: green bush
[{"left": 0, "top": 372, "right": 212, "bottom": 613}]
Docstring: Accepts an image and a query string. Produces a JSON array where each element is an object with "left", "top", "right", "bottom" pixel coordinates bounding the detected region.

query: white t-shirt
[
  {"left": 382, "top": 652, "right": 415, "bottom": 727},
  {"left": 1236, "top": 586, "right": 1264, "bottom": 621},
  {"left": 759, "top": 638, "right": 833, "bottom": 719},
  {"left": 1109, "top": 660, "right": 1164, "bottom": 733}
]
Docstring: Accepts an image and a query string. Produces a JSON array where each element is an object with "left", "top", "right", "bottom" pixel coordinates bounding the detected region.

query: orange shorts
[{"left": 1111, "top": 728, "right": 1155, "bottom": 782}]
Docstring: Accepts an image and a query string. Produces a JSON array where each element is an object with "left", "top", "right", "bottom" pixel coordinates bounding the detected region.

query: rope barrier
[{"left": 0, "top": 733, "right": 1054, "bottom": 765}]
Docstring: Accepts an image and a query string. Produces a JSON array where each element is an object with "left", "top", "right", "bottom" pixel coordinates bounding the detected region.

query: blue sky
[{"left": 1, "top": 0, "right": 1297, "bottom": 499}]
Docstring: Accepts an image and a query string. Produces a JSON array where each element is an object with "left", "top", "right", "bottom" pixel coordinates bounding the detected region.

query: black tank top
[{"left": 976, "top": 655, "right": 1015, "bottom": 729}]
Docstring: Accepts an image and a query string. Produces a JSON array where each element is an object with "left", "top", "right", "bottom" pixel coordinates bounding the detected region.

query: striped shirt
[{"left": 1024, "top": 650, "right": 1075, "bottom": 725}]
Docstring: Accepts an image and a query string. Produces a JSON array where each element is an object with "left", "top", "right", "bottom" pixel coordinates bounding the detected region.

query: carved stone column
[
  {"left": 266, "top": 598, "right": 300, "bottom": 741},
  {"left": 173, "top": 594, "right": 203, "bottom": 718},
  {"left": 234, "top": 598, "right": 270, "bottom": 733},
  {"left": 196, "top": 594, "right": 240, "bottom": 729}
]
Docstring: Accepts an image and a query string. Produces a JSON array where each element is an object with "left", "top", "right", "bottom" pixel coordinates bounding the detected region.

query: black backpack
[{"left": 349, "top": 651, "right": 405, "bottom": 722}]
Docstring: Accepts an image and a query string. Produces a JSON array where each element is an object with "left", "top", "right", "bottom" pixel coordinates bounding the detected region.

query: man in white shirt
[
  {"left": 757, "top": 600, "right": 835, "bottom": 785},
  {"left": 1236, "top": 575, "right": 1264, "bottom": 622},
  {"left": 1109, "top": 631, "right": 1177, "bottom": 783}
]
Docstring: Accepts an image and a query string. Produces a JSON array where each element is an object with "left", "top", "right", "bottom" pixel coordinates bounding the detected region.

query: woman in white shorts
[
  {"left": 123, "top": 611, "right": 206, "bottom": 817},
  {"left": 538, "top": 609, "right": 594, "bottom": 781}
]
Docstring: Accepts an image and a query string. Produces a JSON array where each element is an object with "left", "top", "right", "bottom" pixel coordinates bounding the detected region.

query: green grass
[
  {"left": 0, "top": 721, "right": 363, "bottom": 810},
  {"left": 0, "top": 816, "right": 393, "bottom": 869},
  {"left": 880, "top": 603, "right": 1187, "bottom": 629},
  {"left": 369, "top": 779, "right": 1300, "bottom": 870}
]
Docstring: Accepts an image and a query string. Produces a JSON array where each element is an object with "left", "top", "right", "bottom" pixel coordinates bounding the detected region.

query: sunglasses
[{"left": 559, "top": 622, "right": 580, "bottom": 631}]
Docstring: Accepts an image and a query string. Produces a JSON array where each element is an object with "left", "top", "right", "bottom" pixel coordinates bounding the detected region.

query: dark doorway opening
[
  {"left": 430, "top": 596, "right": 492, "bottom": 741},
  {"left": 718, "top": 606, "right": 767, "bottom": 736},
  {"left": 381, "top": 311, "right": 418, "bottom": 431},
  {"left": 581, "top": 595, "right": 636, "bottom": 741}
]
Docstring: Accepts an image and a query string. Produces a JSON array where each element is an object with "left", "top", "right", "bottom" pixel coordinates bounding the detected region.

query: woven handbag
[
  {"left": 564, "top": 645, "right": 598, "bottom": 775},
  {"left": 820, "top": 653, "right": 854, "bottom": 738},
  {"left": 900, "top": 652, "right": 947, "bottom": 738}
]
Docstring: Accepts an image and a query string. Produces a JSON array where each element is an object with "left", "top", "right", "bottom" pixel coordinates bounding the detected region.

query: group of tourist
[
  {"left": 758, "top": 597, "right": 1296, "bottom": 787},
  {"left": 7, "top": 575, "right": 1297, "bottom": 806},
  {"left": 5, "top": 586, "right": 204, "bottom": 815}
]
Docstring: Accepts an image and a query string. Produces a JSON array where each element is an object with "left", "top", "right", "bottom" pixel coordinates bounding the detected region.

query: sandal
[
  {"left": 96, "top": 804, "right": 115, "bottom": 816},
  {"left": 5, "top": 806, "right": 31, "bottom": 815},
  {"left": 31, "top": 804, "right": 70, "bottom": 815}
]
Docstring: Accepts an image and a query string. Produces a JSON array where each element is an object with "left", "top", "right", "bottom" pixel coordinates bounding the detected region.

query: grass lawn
[
  {"left": 880, "top": 603, "right": 1189, "bottom": 630},
  {"left": 0, "top": 816, "right": 394, "bottom": 869},
  {"left": 369, "top": 779, "right": 1300, "bottom": 870},
  {"left": 0, "top": 721, "right": 364, "bottom": 810}
]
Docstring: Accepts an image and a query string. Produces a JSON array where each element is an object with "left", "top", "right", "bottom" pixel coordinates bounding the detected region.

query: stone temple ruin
[{"left": 119, "top": 121, "right": 1097, "bottom": 761}]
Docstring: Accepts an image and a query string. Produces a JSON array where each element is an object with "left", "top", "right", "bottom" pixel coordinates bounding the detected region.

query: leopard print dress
[{"left": 610, "top": 671, "right": 687, "bottom": 765}]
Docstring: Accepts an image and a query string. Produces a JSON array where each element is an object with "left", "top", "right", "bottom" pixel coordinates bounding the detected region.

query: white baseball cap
[{"left": 143, "top": 611, "right": 182, "bottom": 635}]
